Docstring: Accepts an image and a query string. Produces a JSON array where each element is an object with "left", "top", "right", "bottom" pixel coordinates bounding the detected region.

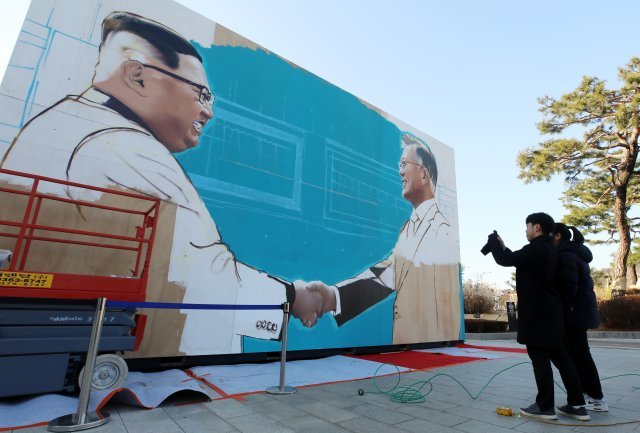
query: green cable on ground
[
  {"left": 365, "top": 361, "right": 532, "bottom": 402},
  {"left": 362, "top": 362, "right": 640, "bottom": 404},
  {"left": 550, "top": 372, "right": 640, "bottom": 394},
  {"left": 359, "top": 363, "right": 640, "bottom": 427}
]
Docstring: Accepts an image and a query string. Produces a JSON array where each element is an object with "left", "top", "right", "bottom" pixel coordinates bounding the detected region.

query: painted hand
[
  {"left": 291, "top": 280, "right": 323, "bottom": 328},
  {"left": 306, "top": 281, "right": 336, "bottom": 315}
]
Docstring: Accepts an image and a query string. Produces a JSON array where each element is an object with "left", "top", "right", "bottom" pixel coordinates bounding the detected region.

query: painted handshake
[{"left": 291, "top": 280, "right": 338, "bottom": 328}]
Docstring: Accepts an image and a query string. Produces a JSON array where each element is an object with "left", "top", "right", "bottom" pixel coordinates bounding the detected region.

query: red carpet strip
[{"left": 351, "top": 351, "right": 485, "bottom": 370}]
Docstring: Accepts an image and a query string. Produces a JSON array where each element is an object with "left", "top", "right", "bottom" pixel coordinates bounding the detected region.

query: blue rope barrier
[{"left": 106, "top": 300, "right": 283, "bottom": 310}]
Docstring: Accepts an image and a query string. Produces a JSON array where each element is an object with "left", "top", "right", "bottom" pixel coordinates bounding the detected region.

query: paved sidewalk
[
  {"left": 468, "top": 331, "right": 640, "bottom": 344},
  {"left": 12, "top": 339, "right": 640, "bottom": 433}
]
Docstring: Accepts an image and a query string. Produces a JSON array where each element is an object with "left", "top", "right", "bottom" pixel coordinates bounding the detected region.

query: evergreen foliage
[{"left": 518, "top": 58, "right": 640, "bottom": 291}]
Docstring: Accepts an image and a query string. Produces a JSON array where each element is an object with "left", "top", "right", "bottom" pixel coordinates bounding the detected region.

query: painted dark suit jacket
[{"left": 333, "top": 199, "right": 461, "bottom": 344}]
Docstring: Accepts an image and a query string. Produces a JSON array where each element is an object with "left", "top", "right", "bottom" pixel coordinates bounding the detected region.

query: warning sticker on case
[{"left": 0, "top": 272, "right": 54, "bottom": 288}]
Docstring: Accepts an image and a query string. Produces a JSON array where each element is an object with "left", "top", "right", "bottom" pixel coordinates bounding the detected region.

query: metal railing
[
  {"left": 47, "top": 300, "right": 295, "bottom": 432},
  {"left": 0, "top": 168, "right": 160, "bottom": 301}
]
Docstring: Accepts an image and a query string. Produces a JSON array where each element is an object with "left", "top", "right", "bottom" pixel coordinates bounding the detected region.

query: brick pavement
[{"left": 12, "top": 339, "right": 640, "bottom": 433}]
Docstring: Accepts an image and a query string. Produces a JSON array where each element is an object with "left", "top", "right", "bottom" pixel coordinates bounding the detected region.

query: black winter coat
[
  {"left": 490, "top": 235, "right": 564, "bottom": 347},
  {"left": 556, "top": 241, "right": 600, "bottom": 329}
]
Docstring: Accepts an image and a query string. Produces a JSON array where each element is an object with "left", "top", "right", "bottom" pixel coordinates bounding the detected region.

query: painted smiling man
[
  {"left": 0, "top": 12, "right": 322, "bottom": 357},
  {"left": 301, "top": 133, "right": 461, "bottom": 344}
]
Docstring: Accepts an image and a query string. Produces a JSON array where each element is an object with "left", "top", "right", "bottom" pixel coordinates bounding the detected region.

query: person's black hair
[
  {"left": 402, "top": 133, "right": 438, "bottom": 186},
  {"left": 552, "top": 222, "right": 571, "bottom": 241},
  {"left": 569, "top": 226, "right": 585, "bottom": 243},
  {"left": 526, "top": 212, "right": 555, "bottom": 235},
  {"left": 101, "top": 12, "right": 202, "bottom": 69},
  {"left": 553, "top": 222, "right": 585, "bottom": 244}
]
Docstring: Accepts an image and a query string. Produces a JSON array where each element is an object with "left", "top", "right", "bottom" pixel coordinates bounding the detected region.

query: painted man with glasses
[
  {"left": 306, "top": 133, "right": 461, "bottom": 344},
  {"left": 0, "top": 12, "right": 323, "bottom": 357}
]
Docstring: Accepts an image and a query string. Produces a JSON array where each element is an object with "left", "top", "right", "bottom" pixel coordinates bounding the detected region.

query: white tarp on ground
[
  {"left": 0, "top": 394, "right": 78, "bottom": 430},
  {"left": 0, "top": 370, "right": 212, "bottom": 430},
  {"left": 419, "top": 346, "right": 512, "bottom": 359},
  {"left": 1, "top": 350, "right": 510, "bottom": 430},
  {"left": 188, "top": 355, "right": 408, "bottom": 395}
]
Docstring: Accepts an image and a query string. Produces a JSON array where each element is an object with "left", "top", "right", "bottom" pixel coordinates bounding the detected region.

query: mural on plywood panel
[{"left": 0, "top": 0, "right": 463, "bottom": 358}]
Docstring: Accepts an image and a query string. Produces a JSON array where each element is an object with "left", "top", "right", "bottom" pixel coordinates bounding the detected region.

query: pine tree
[{"left": 518, "top": 57, "right": 640, "bottom": 292}]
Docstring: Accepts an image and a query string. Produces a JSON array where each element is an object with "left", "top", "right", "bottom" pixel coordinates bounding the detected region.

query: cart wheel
[{"left": 78, "top": 354, "right": 128, "bottom": 390}]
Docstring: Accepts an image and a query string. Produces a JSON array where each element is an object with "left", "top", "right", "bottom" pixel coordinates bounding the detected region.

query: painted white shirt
[
  {"left": 0, "top": 89, "right": 287, "bottom": 355},
  {"left": 336, "top": 198, "right": 457, "bottom": 296},
  {"left": 331, "top": 197, "right": 461, "bottom": 344}
]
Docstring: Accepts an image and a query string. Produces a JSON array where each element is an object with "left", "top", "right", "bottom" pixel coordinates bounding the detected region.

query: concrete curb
[
  {"left": 587, "top": 330, "right": 640, "bottom": 339},
  {"left": 466, "top": 330, "right": 640, "bottom": 341},
  {"left": 466, "top": 332, "right": 516, "bottom": 340}
]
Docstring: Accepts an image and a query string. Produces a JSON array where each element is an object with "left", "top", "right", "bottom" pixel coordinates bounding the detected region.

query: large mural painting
[{"left": 0, "top": 0, "right": 463, "bottom": 358}]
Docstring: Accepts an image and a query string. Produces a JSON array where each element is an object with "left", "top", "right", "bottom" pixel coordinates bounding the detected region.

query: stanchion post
[
  {"left": 266, "top": 302, "right": 296, "bottom": 395},
  {"left": 48, "top": 298, "right": 110, "bottom": 432}
]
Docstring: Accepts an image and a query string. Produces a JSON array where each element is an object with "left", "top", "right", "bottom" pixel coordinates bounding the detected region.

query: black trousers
[
  {"left": 526, "top": 344, "right": 585, "bottom": 410},
  {"left": 565, "top": 326, "right": 603, "bottom": 399}
]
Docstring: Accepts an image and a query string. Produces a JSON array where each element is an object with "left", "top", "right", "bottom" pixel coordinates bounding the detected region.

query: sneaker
[
  {"left": 584, "top": 395, "right": 608, "bottom": 412},
  {"left": 520, "top": 403, "right": 558, "bottom": 420},
  {"left": 556, "top": 404, "right": 590, "bottom": 421}
]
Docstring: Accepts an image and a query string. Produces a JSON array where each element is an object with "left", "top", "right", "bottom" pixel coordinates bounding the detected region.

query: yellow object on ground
[{"left": 496, "top": 407, "right": 513, "bottom": 416}]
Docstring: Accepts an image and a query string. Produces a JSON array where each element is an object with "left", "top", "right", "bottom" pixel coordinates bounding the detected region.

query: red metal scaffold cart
[{"left": 0, "top": 168, "right": 160, "bottom": 397}]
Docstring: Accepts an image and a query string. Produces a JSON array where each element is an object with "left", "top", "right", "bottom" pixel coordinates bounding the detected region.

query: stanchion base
[
  {"left": 265, "top": 386, "right": 297, "bottom": 395},
  {"left": 48, "top": 412, "right": 110, "bottom": 432}
]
